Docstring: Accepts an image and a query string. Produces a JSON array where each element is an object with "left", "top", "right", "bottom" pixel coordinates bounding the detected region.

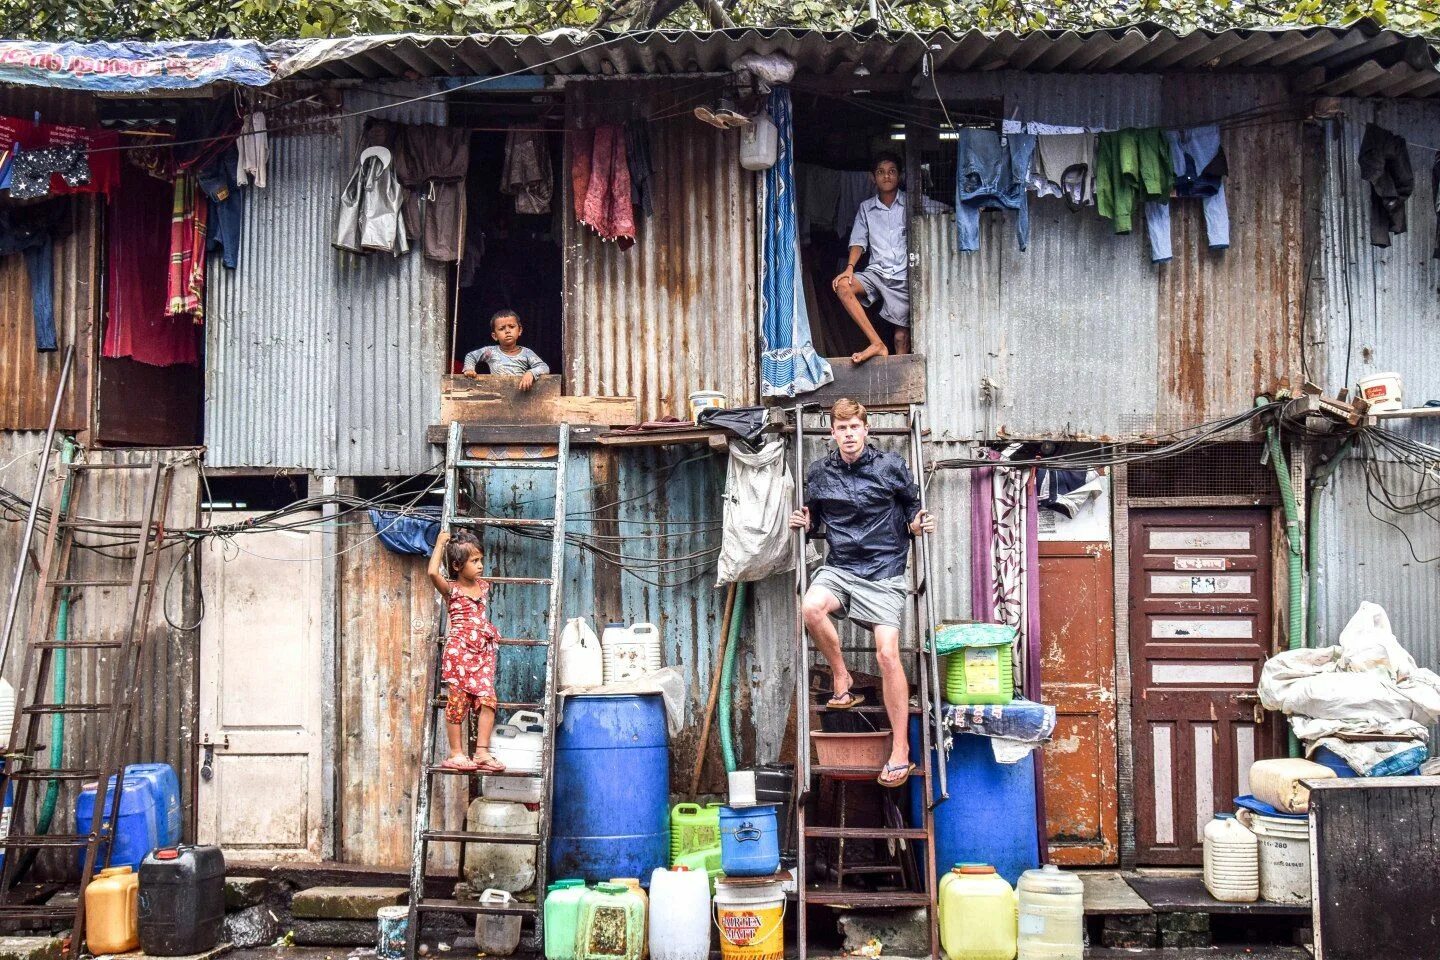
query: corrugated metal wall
[
  {"left": 0, "top": 432, "right": 201, "bottom": 870},
  {"left": 915, "top": 73, "right": 1303, "bottom": 440},
  {"left": 207, "top": 84, "right": 448, "bottom": 475},
  {"left": 565, "top": 108, "right": 758, "bottom": 422},
  {"left": 0, "top": 87, "right": 100, "bottom": 433}
]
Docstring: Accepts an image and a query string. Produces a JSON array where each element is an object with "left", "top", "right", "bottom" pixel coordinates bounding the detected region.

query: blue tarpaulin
[
  {"left": 369, "top": 507, "right": 440, "bottom": 556},
  {"left": 0, "top": 41, "right": 272, "bottom": 91}
]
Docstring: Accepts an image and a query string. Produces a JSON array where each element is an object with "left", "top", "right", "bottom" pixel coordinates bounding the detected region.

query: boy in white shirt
[{"left": 831, "top": 153, "right": 909, "bottom": 364}]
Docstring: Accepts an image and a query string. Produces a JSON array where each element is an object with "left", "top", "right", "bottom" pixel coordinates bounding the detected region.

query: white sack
[{"left": 716, "top": 438, "right": 797, "bottom": 585}]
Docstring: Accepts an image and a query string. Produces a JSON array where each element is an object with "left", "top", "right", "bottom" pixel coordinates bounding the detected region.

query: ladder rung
[
  {"left": 22, "top": 703, "right": 115, "bottom": 715},
  {"left": 455, "top": 460, "right": 559, "bottom": 471},
  {"left": 825, "top": 645, "right": 924, "bottom": 654},
  {"left": 4, "top": 768, "right": 100, "bottom": 781},
  {"left": 808, "top": 703, "right": 923, "bottom": 715},
  {"left": 0, "top": 904, "right": 82, "bottom": 919},
  {"left": 825, "top": 864, "right": 905, "bottom": 876},
  {"left": 430, "top": 699, "right": 546, "bottom": 712},
  {"left": 453, "top": 517, "right": 557, "bottom": 529},
  {"left": 0, "top": 833, "right": 96, "bottom": 848},
  {"left": 32, "top": 640, "right": 123, "bottom": 650},
  {"left": 66, "top": 462, "right": 156, "bottom": 471},
  {"left": 804, "top": 825, "right": 929, "bottom": 840},
  {"left": 810, "top": 764, "right": 928, "bottom": 779},
  {"left": 415, "top": 898, "right": 537, "bottom": 917},
  {"left": 432, "top": 637, "right": 548, "bottom": 648},
  {"left": 48, "top": 579, "right": 136, "bottom": 589},
  {"left": 422, "top": 830, "right": 541, "bottom": 845},
  {"left": 803, "top": 889, "right": 932, "bottom": 908},
  {"left": 485, "top": 577, "right": 554, "bottom": 585},
  {"left": 427, "top": 766, "right": 542, "bottom": 779}
]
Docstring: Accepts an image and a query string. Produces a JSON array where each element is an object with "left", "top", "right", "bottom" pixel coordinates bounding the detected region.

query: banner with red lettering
[{"left": 0, "top": 40, "right": 271, "bottom": 91}]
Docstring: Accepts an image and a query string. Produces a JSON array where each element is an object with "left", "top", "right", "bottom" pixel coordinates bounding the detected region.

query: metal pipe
[
  {"left": 910, "top": 404, "right": 948, "bottom": 802},
  {"left": 792, "top": 403, "right": 810, "bottom": 798},
  {"left": 0, "top": 345, "right": 73, "bottom": 676}
]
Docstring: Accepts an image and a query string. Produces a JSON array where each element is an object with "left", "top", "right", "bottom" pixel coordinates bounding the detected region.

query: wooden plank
[
  {"left": 1126, "top": 875, "right": 1309, "bottom": 916},
  {"left": 762, "top": 354, "right": 927, "bottom": 409},
  {"left": 440, "top": 375, "right": 639, "bottom": 426},
  {"left": 1079, "top": 871, "right": 1153, "bottom": 915},
  {"left": 425, "top": 424, "right": 606, "bottom": 446},
  {"left": 596, "top": 428, "right": 729, "bottom": 448}
]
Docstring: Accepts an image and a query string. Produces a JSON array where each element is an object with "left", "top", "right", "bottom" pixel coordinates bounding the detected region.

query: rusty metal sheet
[
  {"left": 565, "top": 93, "right": 757, "bottom": 423},
  {"left": 1038, "top": 540, "right": 1118, "bottom": 866}
]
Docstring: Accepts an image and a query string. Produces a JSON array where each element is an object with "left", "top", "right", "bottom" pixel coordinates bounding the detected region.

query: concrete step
[
  {"left": 290, "top": 885, "right": 408, "bottom": 920},
  {"left": 0, "top": 938, "right": 64, "bottom": 960}
]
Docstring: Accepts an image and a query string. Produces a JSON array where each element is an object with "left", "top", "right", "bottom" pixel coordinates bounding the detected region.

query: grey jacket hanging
[{"left": 334, "top": 145, "right": 409, "bottom": 256}]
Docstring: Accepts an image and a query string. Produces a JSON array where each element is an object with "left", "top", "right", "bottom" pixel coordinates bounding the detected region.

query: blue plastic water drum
[
  {"left": 76, "top": 776, "right": 159, "bottom": 873},
  {"left": 909, "top": 720, "right": 1040, "bottom": 887},
  {"left": 719, "top": 804, "right": 780, "bottom": 877},
  {"left": 1310, "top": 746, "right": 1358, "bottom": 778},
  {"left": 123, "top": 763, "right": 182, "bottom": 846},
  {"left": 551, "top": 693, "right": 670, "bottom": 883},
  {"left": 0, "top": 761, "right": 12, "bottom": 871}
]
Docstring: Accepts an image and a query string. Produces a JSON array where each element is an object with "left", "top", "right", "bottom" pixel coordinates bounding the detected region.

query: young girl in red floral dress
[{"left": 427, "top": 529, "right": 506, "bottom": 772}]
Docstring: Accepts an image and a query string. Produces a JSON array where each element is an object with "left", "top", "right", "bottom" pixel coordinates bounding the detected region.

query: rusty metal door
[
  {"left": 1039, "top": 541, "right": 1119, "bottom": 865},
  {"left": 1129, "top": 508, "right": 1280, "bottom": 865}
]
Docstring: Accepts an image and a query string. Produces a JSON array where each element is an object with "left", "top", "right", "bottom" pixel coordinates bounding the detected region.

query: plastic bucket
[
  {"left": 713, "top": 882, "right": 784, "bottom": 960},
  {"left": 1240, "top": 811, "right": 1311, "bottom": 904},
  {"left": 1357, "top": 372, "right": 1403, "bottom": 412},
  {"left": 688, "top": 391, "right": 727, "bottom": 422},
  {"left": 719, "top": 805, "right": 779, "bottom": 878},
  {"left": 376, "top": 905, "right": 408, "bottom": 960}
]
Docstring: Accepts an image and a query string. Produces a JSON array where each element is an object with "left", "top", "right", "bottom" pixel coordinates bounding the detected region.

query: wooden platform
[
  {"left": 1126, "top": 875, "right": 1310, "bottom": 916},
  {"left": 762, "top": 353, "right": 926, "bottom": 409},
  {"left": 1080, "top": 870, "right": 1153, "bottom": 915}
]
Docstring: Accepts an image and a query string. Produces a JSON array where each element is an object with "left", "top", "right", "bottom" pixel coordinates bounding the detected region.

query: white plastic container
[
  {"left": 475, "top": 888, "right": 522, "bottom": 956},
  {"left": 0, "top": 678, "right": 14, "bottom": 751},
  {"left": 559, "top": 617, "right": 604, "bottom": 690},
  {"left": 1016, "top": 864, "right": 1084, "bottom": 960},
  {"left": 482, "top": 773, "right": 544, "bottom": 804},
  {"left": 1240, "top": 809, "right": 1310, "bottom": 904},
  {"left": 489, "top": 712, "right": 544, "bottom": 774},
  {"left": 687, "top": 391, "right": 726, "bottom": 423},
  {"left": 1203, "top": 813, "right": 1259, "bottom": 903},
  {"left": 727, "top": 770, "right": 757, "bottom": 807},
  {"left": 602, "top": 623, "right": 661, "bottom": 683},
  {"left": 738, "top": 113, "right": 778, "bottom": 171},
  {"left": 1249, "top": 758, "right": 1334, "bottom": 814},
  {"left": 1358, "top": 371, "right": 1404, "bottom": 412},
  {"left": 650, "top": 866, "right": 710, "bottom": 960},
  {"left": 463, "top": 799, "right": 539, "bottom": 893}
]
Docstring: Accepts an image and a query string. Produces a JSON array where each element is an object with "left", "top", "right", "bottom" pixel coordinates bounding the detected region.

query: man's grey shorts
[
  {"left": 853, "top": 267, "right": 910, "bottom": 328},
  {"left": 809, "top": 565, "right": 907, "bottom": 630}
]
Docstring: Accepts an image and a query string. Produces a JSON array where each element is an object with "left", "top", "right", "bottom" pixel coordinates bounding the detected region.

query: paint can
[
  {"left": 688, "top": 391, "right": 727, "bottom": 423},
  {"left": 1238, "top": 809, "right": 1311, "bottom": 904},
  {"left": 376, "top": 905, "right": 409, "bottom": 960},
  {"left": 713, "top": 880, "right": 785, "bottom": 960},
  {"left": 1357, "top": 371, "right": 1403, "bottom": 412}
]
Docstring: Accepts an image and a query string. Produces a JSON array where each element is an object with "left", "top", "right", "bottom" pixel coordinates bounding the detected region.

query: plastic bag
[{"left": 716, "top": 438, "right": 797, "bottom": 585}]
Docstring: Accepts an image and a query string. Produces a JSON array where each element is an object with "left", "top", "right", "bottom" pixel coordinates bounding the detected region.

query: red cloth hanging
[{"left": 165, "top": 173, "right": 207, "bottom": 322}]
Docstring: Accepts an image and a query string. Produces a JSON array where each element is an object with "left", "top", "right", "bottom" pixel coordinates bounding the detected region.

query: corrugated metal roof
[
  {"left": 1314, "top": 101, "right": 1440, "bottom": 457},
  {"left": 271, "top": 23, "right": 1440, "bottom": 98},
  {"left": 206, "top": 83, "right": 446, "bottom": 474},
  {"left": 565, "top": 91, "right": 757, "bottom": 422},
  {"left": 913, "top": 73, "right": 1302, "bottom": 441}
]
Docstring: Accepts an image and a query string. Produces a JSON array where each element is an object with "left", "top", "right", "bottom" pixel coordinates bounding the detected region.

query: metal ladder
[
  {"left": 406, "top": 420, "right": 570, "bottom": 958},
  {"left": 790, "top": 402, "right": 947, "bottom": 960},
  {"left": 0, "top": 456, "right": 173, "bottom": 954}
]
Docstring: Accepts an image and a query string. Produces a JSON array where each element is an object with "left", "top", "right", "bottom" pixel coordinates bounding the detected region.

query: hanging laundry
[
  {"left": 334, "top": 145, "right": 408, "bottom": 256},
  {"left": 1147, "top": 125, "right": 1230, "bottom": 263},
  {"left": 8, "top": 146, "right": 89, "bottom": 200},
  {"left": 375, "top": 121, "right": 468, "bottom": 262},
  {"left": 954, "top": 128, "right": 1036, "bottom": 252},
  {"left": 1095, "top": 128, "right": 1173, "bottom": 247},
  {"left": 625, "top": 120, "right": 655, "bottom": 220},
  {"left": 1037, "top": 468, "right": 1103, "bottom": 519},
  {"left": 1033, "top": 132, "right": 1096, "bottom": 209},
  {"left": 200, "top": 144, "right": 244, "bottom": 269},
  {"left": 571, "top": 125, "right": 635, "bottom": 248},
  {"left": 165, "top": 173, "right": 207, "bottom": 321},
  {"left": 0, "top": 116, "right": 118, "bottom": 199},
  {"left": 1358, "top": 122, "right": 1413, "bottom": 248},
  {"left": 501, "top": 128, "right": 553, "bottom": 215},
  {"left": 833, "top": 169, "right": 872, "bottom": 242},
  {"left": 104, "top": 167, "right": 199, "bottom": 367},
  {"left": 235, "top": 111, "right": 268, "bottom": 188},
  {"left": 1003, "top": 120, "right": 1087, "bottom": 136},
  {"left": 0, "top": 200, "right": 69, "bottom": 352}
]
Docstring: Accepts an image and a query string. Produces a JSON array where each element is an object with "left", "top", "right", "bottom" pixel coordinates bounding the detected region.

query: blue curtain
[{"left": 760, "top": 88, "right": 832, "bottom": 398}]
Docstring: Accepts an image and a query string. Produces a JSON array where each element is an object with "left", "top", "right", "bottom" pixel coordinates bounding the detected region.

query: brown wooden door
[
  {"left": 1039, "top": 541, "right": 1119, "bottom": 865},
  {"left": 1129, "top": 508, "right": 1281, "bottom": 865}
]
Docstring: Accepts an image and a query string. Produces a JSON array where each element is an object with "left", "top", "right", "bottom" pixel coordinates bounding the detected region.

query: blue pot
[{"left": 719, "top": 803, "right": 780, "bottom": 878}]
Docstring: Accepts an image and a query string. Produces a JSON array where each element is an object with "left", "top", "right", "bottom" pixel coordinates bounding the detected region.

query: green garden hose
[
  {"left": 1259, "top": 399, "right": 1303, "bottom": 757},
  {"left": 36, "top": 439, "right": 79, "bottom": 836},
  {"left": 718, "top": 582, "right": 749, "bottom": 774}
]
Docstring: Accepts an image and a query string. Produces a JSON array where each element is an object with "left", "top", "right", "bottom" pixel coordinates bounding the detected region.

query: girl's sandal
[
  {"left": 472, "top": 753, "right": 507, "bottom": 774},
  {"left": 440, "top": 756, "right": 479, "bottom": 772}
]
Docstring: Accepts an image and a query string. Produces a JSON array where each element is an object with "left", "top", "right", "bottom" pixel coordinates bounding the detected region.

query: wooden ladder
[
  {"left": 0, "top": 457, "right": 173, "bottom": 955},
  {"left": 789, "top": 402, "right": 948, "bottom": 960},
  {"left": 406, "top": 421, "right": 570, "bottom": 957}
]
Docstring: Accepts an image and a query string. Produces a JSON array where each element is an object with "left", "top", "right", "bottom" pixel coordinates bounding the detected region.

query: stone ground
[{"left": 225, "top": 945, "right": 1312, "bottom": 960}]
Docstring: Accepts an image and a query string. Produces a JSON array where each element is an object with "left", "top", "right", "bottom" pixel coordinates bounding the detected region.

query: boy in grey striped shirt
[{"left": 462, "top": 309, "right": 551, "bottom": 392}]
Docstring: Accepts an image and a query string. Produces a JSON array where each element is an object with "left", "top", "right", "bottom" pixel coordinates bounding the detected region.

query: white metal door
[{"left": 198, "top": 512, "right": 325, "bottom": 861}]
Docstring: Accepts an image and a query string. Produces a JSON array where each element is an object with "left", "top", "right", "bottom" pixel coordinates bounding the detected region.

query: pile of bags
[{"left": 1259, "top": 601, "right": 1440, "bottom": 776}]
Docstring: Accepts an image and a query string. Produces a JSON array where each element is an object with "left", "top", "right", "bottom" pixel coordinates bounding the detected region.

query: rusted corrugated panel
[
  {"left": 566, "top": 112, "right": 757, "bottom": 422},
  {"left": 1313, "top": 459, "right": 1440, "bottom": 678},
  {"left": 207, "top": 84, "right": 446, "bottom": 475},
  {"left": 914, "top": 74, "right": 1161, "bottom": 441},
  {"left": 0, "top": 438, "right": 201, "bottom": 869},
  {"left": 0, "top": 196, "right": 97, "bottom": 432},
  {"left": 1156, "top": 74, "right": 1303, "bottom": 427},
  {"left": 1314, "top": 103, "right": 1440, "bottom": 457}
]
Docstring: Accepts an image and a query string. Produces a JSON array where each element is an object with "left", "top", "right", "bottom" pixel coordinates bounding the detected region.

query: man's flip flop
[
  {"left": 877, "top": 761, "right": 915, "bottom": 789},
  {"left": 825, "top": 691, "right": 867, "bottom": 710}
]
